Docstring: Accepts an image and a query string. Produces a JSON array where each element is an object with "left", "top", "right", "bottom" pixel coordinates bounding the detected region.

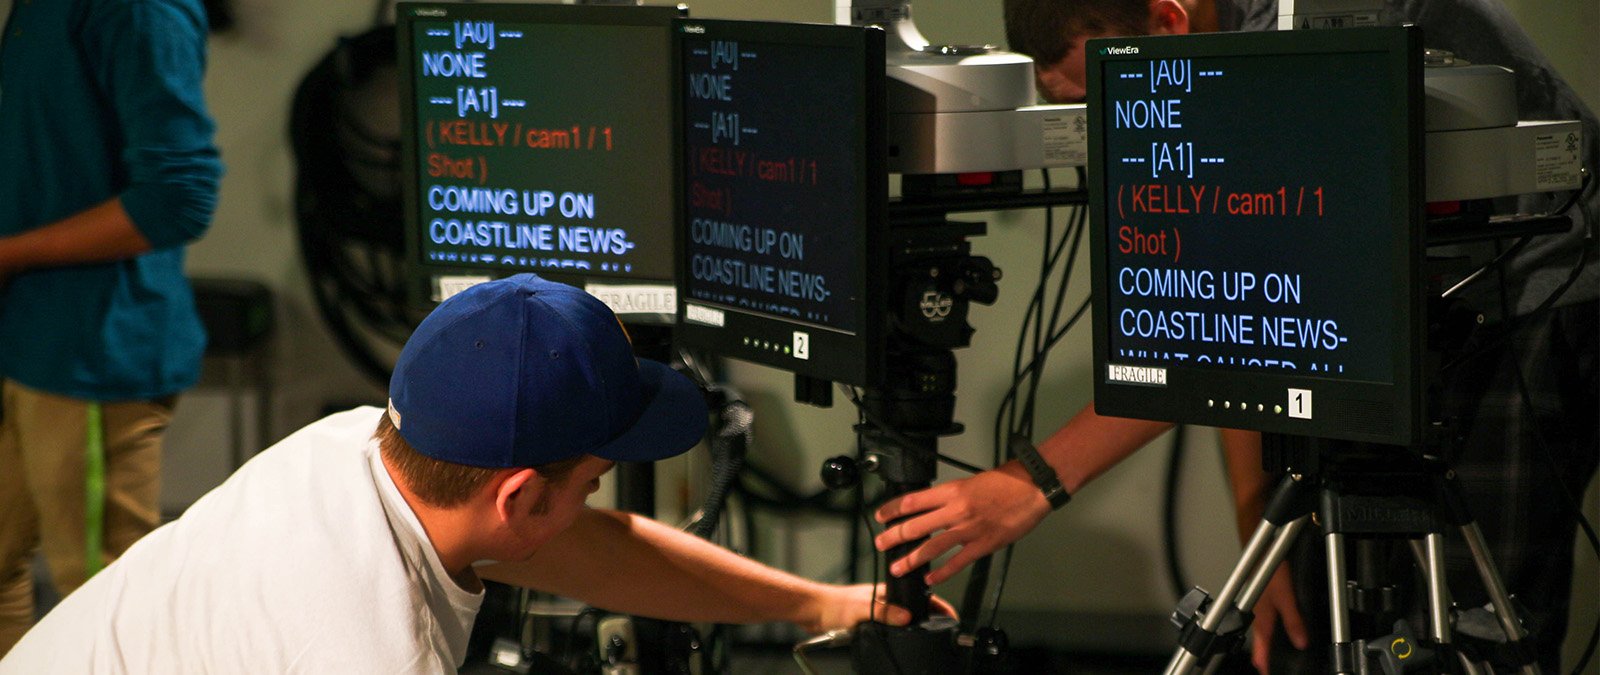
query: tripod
[{"left": 1165, "top": 441, "right": 1542, "bottom": 675}]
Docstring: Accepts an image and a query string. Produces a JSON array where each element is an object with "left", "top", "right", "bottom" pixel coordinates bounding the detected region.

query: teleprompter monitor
[
  {"left": 674, "top": 19, "right": 888, "bottom": 386},
  {"left": 397, "top": 2, "right": 683, "bottom": 321},
  {"left": 1088, "top": 27, "right": 1424, "bottom": 446}
]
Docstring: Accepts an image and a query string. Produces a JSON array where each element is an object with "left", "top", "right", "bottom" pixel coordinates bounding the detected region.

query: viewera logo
[
  {"left": 1099, "top": 45, "right": 1141, "bottom": 56},
  {"left": 413, "top": 7, "right": 447, "bottom": 17},
  {"left": 682, "top": 24, "right": 706, "bottom": 34}
]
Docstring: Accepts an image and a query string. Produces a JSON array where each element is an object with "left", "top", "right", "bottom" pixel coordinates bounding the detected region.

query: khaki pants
[{"left": 0, "top": 381, "right": 171, "bottom": 656}]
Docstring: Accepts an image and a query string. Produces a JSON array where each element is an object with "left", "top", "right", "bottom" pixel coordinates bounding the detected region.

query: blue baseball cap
[{"left": 387, "top": 274, "right": 707, "bottom": 468}]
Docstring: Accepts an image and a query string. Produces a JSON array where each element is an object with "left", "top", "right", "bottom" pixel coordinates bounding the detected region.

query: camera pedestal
[{"left": 848, "top": 346, "right": 968, "bottom": 674}]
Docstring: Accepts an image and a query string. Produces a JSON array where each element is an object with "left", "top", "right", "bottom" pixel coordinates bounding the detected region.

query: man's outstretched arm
[{"left": 480, "top": 508, "right": 951, "bottom": 633}]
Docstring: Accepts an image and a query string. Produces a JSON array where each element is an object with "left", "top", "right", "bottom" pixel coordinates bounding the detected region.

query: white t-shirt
[{"left": 0, "top": 407, "right": 484, "bottom": 674}]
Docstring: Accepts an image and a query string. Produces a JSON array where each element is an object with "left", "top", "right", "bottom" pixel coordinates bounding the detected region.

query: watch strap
[{"left": 1009, "top": 435, "right": 1070, "bottom": 510}]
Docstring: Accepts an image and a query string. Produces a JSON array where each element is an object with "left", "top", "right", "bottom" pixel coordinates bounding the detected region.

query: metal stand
[
  {"left": 816, "top": 219, "right": 1003, "bottom": 674},
  {"left": 848, "top": 346, "right": 965, "bottom": 674},
  {"left": 1165, "top": 450, "right": 1541, "bottom": 675}
]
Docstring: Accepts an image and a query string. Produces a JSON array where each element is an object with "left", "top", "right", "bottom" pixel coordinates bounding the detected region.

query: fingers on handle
[
  {"left": 874, "top": 496, "right": 906, "bottom": 524},
  {"left": 875, "top": 507, "right": 955, "bottom": 550},
  {"left": 875, "top": 483, "right": 957, "bottom": 523},
  {"left": 923, "top": 535, "right": 990, "bottom": 586},
  {"left": 890, "top": 530, "right": 964, "bottom": 577}
]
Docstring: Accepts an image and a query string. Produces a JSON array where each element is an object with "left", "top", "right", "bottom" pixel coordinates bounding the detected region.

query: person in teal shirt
[{"left": 0, "top": 0, "right": 222, "bottom": 655}]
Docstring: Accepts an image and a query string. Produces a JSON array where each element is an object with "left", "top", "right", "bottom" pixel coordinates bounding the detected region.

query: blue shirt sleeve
[{"left": 78, "top": 0, "right": 222, "bottom": 249}]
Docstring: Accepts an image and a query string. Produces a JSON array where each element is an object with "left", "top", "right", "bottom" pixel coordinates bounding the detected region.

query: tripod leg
[
  {"left": 1167, "top": 474, "right": 1315, "bottom": 675},
  {"left": 1199, "top": 515, "right": 1311, "bottom": 675},
  {"left": 1326, "top": 531, "right": 1358, "bottom": 675},
  {"left": 1416, "top": 536, "right": 1500, "bottom": 675},
  {"left": 1456, "top": 650, "right": 1489, "bottom": 675},
  {"left": 1459, "top": 522, "right": 1541, "bottom": 675},
  {"left": 1434, "top": 463, "right": 1542, "bottom": 675},
  {"left": 1406, "top": 539, "right": 1427, "bottom": 572},
  {"left": 1423, "top": 532, "right": 1451, "bottom": 646},
  {"left": 1166, "top": 515, "right": 1312, "bottom": 675}
]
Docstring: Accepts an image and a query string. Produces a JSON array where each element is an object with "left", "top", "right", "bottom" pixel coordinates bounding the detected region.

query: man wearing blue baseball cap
[{"left": 2, "top": 274, "right": 938, "bottom": 673}]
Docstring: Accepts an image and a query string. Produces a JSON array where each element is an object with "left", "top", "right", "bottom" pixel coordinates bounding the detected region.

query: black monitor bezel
[
  {"left": 395, "top": 2, "right": 685, "bottom": 317},
  {"left": 1087, "top": 27, "right": 1425, "bottom": 446},
  {"left": 672, "top": 18, "right": 889, "bottom": 387}
]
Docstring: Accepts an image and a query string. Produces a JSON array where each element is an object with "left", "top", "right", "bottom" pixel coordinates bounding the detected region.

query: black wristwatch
[{"left": 1010, "top": 435, "right": 1071, "bottom": 510}]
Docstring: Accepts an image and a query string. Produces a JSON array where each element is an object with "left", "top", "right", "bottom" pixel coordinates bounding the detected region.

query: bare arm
[
  {"left": 1220, "top": 428, "right": 1268, "bottom": 541},
  {"left": 478, "top": 509, "right": 939, "bottom": 632},
  {"left": 873, "top": 404, "right": 1173, "bottom": 585},
  {"left": 1043, "top": 404, "right": 1175, "bottom": 492},
  {"left": 0, "top": 200, "right": 153, "bottom": 280}
]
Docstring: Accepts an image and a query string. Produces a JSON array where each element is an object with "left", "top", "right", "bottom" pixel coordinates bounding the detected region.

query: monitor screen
[
  {"left": 674, "top": 19, "right": 887, "bottom": 386},
  {"left": 397, "top": 2, "right": 682, "bottom": 321},
  {"left": 1088, "top": 27, "right": 1423, "bottom": 445}
]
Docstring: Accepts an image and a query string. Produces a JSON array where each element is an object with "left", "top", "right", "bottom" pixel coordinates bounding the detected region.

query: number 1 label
[{"left": 1287, "top": 389, "right": 1312, "bottom": 419}]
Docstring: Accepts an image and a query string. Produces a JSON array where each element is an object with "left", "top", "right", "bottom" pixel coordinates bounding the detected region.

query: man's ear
[
  {"left": 1148, "top": 0, "right": 1191, "bottom": 35},
  {"left": 493, "top": 468, "right": 541, "bottom": 523}
]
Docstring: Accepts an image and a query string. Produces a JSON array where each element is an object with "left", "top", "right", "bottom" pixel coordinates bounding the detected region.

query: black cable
[
  {"left": 688, "top": 400, "right": 751, "bottom": 539},
  {"left": 970, "top": 174, "right": 1073, "bottom": 631},
  {"left": 992, "top": 210, "right": 1076, "bottom": 464},
  {"left": 985, "top": 172, "right": 1094, "bottom": 629},
  {"left": 989, "top": 209, "right": 1090, "bottom": 628},
  {"left": 996, "top": 174, "right": 1082, "bottom": 463},
  {"left": 1443, "top": 170, "right": 1591, "bottom": 302},
  {"left": 988, "top": 295, "right": 1093, "bottom": 449},
  {"left": 1009, "top": 170, "right": 1054, "bottom": 441},
  {"left": 1022, "top": 204, "right": 1089, "bottom": 429},
  {"left": 990, "top": 207, "right": 1091, "bottom": 456}
]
